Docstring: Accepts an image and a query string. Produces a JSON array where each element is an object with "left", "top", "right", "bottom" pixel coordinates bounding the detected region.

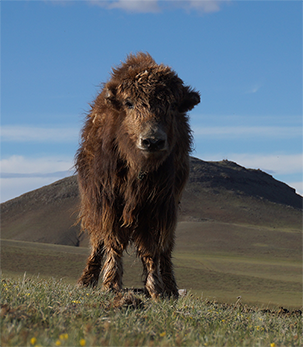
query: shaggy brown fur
[{"left": 76, "top": 52, "right": 200, "bottom": 299}]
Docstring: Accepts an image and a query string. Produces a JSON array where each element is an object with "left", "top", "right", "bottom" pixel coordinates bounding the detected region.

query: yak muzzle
[{"left": 137, "top": 125, "right": 168, "bottom": 153}]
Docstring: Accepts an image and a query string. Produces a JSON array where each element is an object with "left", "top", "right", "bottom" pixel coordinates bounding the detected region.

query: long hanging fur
[{"left": 76, "top": 52, "right": 200, "bottom": 299}]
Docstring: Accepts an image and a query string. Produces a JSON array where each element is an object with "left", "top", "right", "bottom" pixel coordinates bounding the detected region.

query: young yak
[{"left": 76, "top": 52, "right": 200, "bottom": 299}]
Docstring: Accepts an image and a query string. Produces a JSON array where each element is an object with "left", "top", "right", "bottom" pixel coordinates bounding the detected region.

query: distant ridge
[
  {"left": 1, "top": 157, "right": 302, "bottom": 246},
  {"left": 188, "top": 157, "right": 302, "bottom": 209}
]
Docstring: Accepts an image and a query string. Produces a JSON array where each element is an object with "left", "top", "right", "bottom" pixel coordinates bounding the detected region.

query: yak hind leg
[
  {"left": 160, "top": 251, "right": 179, "bottom": 299},
  {"left": 141, "top": 254, "right": 164, "bottom": 300},
  {"left": 78, "top": 241, "right": 104, "bottom": 288},
  {"left": 102, "top": 246, "right": 124, "bottom": 293}
]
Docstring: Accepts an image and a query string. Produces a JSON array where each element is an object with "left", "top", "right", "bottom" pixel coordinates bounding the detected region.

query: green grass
[
  {"left": 1, "top": 275, "right": 302, "bottom": 347},
  {"left": 173, "top": 252, "right": 302, "bottom": 308},
  {"left": 2, "top": 237, "right": 302, "bottom": 308},
  {"left": 1, "top": 239, "right": 88, "bottom": 282}
]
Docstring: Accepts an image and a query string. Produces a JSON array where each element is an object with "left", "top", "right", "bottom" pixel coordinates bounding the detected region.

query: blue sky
[{"left": 1, "top": 0, "right": 302, "bottom": 202}]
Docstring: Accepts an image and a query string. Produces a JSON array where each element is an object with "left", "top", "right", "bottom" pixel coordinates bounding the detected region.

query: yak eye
[{"left": 125, "top": 100, "right": 134, "bottom": 109}]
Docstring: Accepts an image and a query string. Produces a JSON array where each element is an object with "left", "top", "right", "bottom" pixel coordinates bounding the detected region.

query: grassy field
[
  {"left": 1, "top": 221, "right": 302, "bottom": 308},
  {"left": 1, "top": 276, "right": 302, "bottom": 347}
]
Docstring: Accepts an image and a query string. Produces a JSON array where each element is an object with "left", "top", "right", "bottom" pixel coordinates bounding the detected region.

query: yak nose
[
  {"left": 140, "top": 137, "right": 166, "bottom": 151},
  {"left": 138, "top": 123, "right": 168, "bottom": 152}
]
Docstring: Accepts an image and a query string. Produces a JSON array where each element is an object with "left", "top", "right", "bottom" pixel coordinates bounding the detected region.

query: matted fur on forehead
[
  {"left": 111, "top": 52, "right": 159, "bottom": 80},
  {"left": 107, "top": 52, "right": 185, "bottom": 104}
]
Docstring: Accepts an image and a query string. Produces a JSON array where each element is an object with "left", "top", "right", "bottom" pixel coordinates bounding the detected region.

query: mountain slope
[
  {"left": 180, "top": 158, "right": 302, "bottom": 227},
  {"left": 1, "top": 177, "right": 80, "bottom": 246},
  {"left": 1, "top": 157, "right": 302, "bottom": 246}
]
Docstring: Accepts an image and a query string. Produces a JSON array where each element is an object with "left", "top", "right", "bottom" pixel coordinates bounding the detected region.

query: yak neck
[{"left": 120, "top": 155, "right": 175, "bottom": 227}]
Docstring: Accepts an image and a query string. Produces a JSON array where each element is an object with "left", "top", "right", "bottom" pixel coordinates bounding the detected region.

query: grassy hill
[{"left": 1, "top": 157, "right": 302, "bottom": 307}]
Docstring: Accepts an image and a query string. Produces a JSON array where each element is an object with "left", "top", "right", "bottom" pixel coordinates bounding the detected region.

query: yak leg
[
  {"left": 78, "top": 241, "right": 104, "bottom": 287},
  {"left": 141, "top": 255, "right": 164, "bottom": 300},
  {"left": 102, "top": 246, "right": 124, "bottom": 293},
  {"left": 160, "top": 251, "right": 179, "bottom": 298}
]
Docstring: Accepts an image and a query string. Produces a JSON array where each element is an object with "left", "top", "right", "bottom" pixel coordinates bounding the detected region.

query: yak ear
[
  {"left": 178, "top": 87, "right": 200, "bottom": 113},
  {"left": 104, "top": 85, "right": 116, "bottom": 103},
  {"left": 104, "top": 83, "right": 122, "bottom": 109}
]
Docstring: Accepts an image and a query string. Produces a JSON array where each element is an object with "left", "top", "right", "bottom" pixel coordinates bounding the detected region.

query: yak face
[{"left": 103, "top": 53, "right": 200, "bottom": 170}]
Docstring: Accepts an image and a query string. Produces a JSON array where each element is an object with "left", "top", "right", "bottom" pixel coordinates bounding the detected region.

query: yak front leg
[
  {"left": 141, "top": 255, "right": 164, "bottom": 300},
  {"left": 78, "top": 241, "right": 104, "bottom": 287},
  {"left": 102, "top": 247, "right": 124, "bottom": 293},
  {"left": 160, "top": 251, "right": 179, "bottom": 298}
]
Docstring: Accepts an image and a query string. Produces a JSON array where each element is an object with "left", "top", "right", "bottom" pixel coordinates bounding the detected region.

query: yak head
[{"left": 97, "top": 53, "right": 200, "bottom": 171}]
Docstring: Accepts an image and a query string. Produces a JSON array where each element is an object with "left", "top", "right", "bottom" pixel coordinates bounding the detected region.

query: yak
[{"left": 76, "top": 52, "right": 200, "bottom": 299}]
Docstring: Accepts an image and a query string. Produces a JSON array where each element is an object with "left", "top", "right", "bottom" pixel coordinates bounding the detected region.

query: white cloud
[
  {"left": 89, "top": 0, "right": 160, "bottom": 12},
  {"left": 1, "top": 155, "right": 74, "bottom": 175},
  {"left": 109, "top": 0, "right": 160, "bottom": 12},
  {"left": 193, "top": 125, "right": 302, "bottom": 138},
  {"left": 87, "top": 0, "right": 227, "bottom": 13},
  {"left": 170, "top": 0, "right": 230, "bottom": 13},
  {"left": 87, "top": 0, "right": 108, "bottom": 7},
  {"left": 245, "top": 84, "right": 262, "bottom": 94},
  {"left": 1, "top": 155, "right": 75, "bottom": 203},
  {"left": 1, "top": 125, "right": 80, "bottom": 143}
]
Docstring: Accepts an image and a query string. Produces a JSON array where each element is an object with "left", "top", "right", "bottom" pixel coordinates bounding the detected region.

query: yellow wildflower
[
  {"left": 55, "top": 340, "right": 61, "bottom": 346},
  {"left": 80, "top": 339, "right": 86, "bottom": 346},
  {"left": 30, "top": 337, "right": 37, "bottom": 345},
  {"left": 160, "top": 332, "right": 166, "bottom": 337},
  {"left": 270, "top": 344, "right": 276, "bottom": 347},
  {"left": 60, "top": 334, "right": 68, "bottom": 340}
]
